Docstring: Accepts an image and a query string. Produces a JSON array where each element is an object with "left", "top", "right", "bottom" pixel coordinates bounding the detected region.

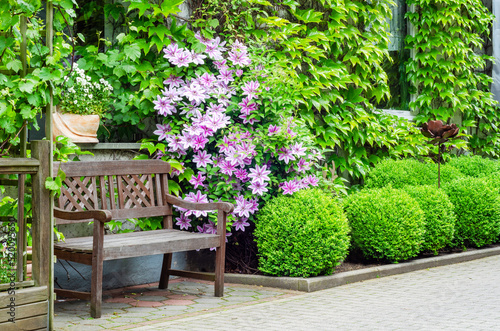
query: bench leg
[
  {"left": 91, "top": 220, "right": 104, "bottom": 318},
  {"left": 159, "top": 253, "right": 172, "bottom": 289},
  {"left": 214, "top": 242, "right": 226, "bottom": 297}
]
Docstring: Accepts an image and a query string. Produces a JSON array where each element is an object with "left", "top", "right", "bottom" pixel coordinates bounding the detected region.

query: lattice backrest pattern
[
  {"left": 54, "top": 160, "right": 171, "bottom": 215},
  {"left": 59, "top": 176, "right": 99, "bottom": 211},
  {"left": 116, "top": 174, "right": 157, "bottom": 209}
]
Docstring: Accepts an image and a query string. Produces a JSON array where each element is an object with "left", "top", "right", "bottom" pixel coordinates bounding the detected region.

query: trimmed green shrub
[
  {"left": 430, "top": 163, "right": 465, "bottom": 183},
  {"left": 403, "top": 185, "right": 456, "bottom": 254},
  {"left": 364, "top": 158, "right": 436, "bottom": 188},
  {"left": 443, "top": 177, "right": 500, "bottom": 248},
  {"left": 343, "top": 187, "right": 425, "bottom": 262},
  {"left": 254, "top": 189, "right": 350, "bottom": 277},
  {"left": 448, "top": 155, "right": 500, "bottom": 178},
  {"left": 485, "top": 172, "right": 500, "bottom": 194},
  {"left": 365, "top": 158, "right": 464, "bottom": 189}
]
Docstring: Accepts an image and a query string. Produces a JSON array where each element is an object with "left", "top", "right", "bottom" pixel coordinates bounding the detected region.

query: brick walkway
[
  {"left": 55, "top": 255, "right": 500, "bottom": 330},
  {"left": 54, "top": 278, "right": 298, "bottom": 330}
]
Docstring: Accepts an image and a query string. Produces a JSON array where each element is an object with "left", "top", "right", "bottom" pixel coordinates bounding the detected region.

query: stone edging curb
[{"left": 224, "top": 246, "right": 500, "bottom": 292}]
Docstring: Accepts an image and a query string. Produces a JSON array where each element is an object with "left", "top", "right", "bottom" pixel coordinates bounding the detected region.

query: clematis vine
[{"left": 150, "top": 33, "right": 323, "bottom": 237}]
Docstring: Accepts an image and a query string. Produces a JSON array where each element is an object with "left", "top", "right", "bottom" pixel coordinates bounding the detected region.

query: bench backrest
[{"left": 53, "top": 160, "right": 172, "bottom": 224}]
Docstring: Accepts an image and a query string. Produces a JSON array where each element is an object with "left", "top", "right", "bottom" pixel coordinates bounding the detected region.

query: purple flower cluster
[{"left": 153, "top": 34, "right": 321, "bottom": 235}]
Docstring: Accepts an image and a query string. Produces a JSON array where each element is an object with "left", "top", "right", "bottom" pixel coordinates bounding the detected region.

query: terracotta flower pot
[{"left": 52, "top": 111, "right": 99, "bottom": 143}]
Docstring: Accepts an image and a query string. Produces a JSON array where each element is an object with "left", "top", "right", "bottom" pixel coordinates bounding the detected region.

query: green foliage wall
[
  {"left": 245, "top": 0, "right": 429, "bottom": 181},
  {"left": 0, "top": 0, "right": 74, "bottom": 155},
  {"left": 405, "top": 0, "right": 499, "bottom": 156},
  {"left": 74, "top": 0, "right": 185, "bottom": 141}
]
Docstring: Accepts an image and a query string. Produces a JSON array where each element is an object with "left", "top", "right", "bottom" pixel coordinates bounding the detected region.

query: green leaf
[
  {"left": 18, "top": 80, "right": 36, "bottom": 93},
  {"left": 123, "top": 44, "right": 141, "bottom": 61},
  {"left": 168, "top": 180, "right": 181, "bottom": 196},
  {"left": 6, "top": 60, "right": 22, "bottom": 73},
  {"left": 128, "top": 1, "right": 151, "bottom": 16}
]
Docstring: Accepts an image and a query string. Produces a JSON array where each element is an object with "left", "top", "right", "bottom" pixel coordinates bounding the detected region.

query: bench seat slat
[{"left": 54, "top": 229, "right": 220, "bottom": 260}]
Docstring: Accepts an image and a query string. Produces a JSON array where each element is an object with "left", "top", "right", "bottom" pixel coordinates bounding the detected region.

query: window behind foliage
[{"left": 376, "top": 0, "right": 410, "bottom": 110}]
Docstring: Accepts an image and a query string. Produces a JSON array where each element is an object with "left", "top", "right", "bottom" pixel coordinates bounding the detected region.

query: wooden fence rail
[{"left": 0, "top": 140, "right": 52, "bottom": 330}]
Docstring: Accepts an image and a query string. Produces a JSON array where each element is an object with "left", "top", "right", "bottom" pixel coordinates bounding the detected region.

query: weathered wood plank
[
  {"left": 168, "top": 269, "right": 215, "bottom": 281},
  {"left": 53, "top": 160, "right": 170, "bottom": 177},
  {"left": 0, "top": 281, "right": 35, "bottom": 292},
  {"left": 55, "top": 289, "right": 91, "bottom": 300},
  {"left": 0, "top": 301, "right": 48, "bottom": 323},
  {"left": 0, "top": 167, "right": 39, "bottom": 175},
  {"left": 31, "top": 141, "right": 52, "bottom": 288},
  {"left": 0, "top": 314, "right": 47, "bottom": 330},
  {"left": 55, "top": 231, "right": 220, "bottom": 259},
  {"left": 17, "top": 174, "right": 26, "bottom": 282},
  {"left": 215, "top": 211, "right": 226, "bottom": 297},
  {"left": 54, "top": 249, "right": 92, "bottom": 265},
  {"left": 0, "top": 159, "right": 40, "bottom": 173},
  {"left": 0, "top": 286, "right": 48, "bottom": 308},
  {"left": 110, "top": 206, "right": 172, "bottom": 220},
  {"left": 91, "top": 219, "right": 104, "bottom": 318},
  {"left": 103, "top": 237, "right": 220, "bottom": 260},
  {"left": 55, "top": 229, "right": 218, "bottom": 249}
]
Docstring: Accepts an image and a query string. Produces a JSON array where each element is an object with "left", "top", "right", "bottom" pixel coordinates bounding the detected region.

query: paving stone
[
  {"left": 165, "top": 293, "right": 199, "bottom": 300},
  {"left": 101, "top": 302, "right": 133, "bottom": 309},
  {"left": 132, "top": 255, "right": 500, "bottom": 330},
  {"left": 135, "top": 295, "right": 168, "bottom": 301},
  {"left": 225, "top": 290, "right": 258, "bottom": 297},
  {"left": 104, "top": 296, "right": 136, "bottom": 304},
  {"left": 124, "top": 307, "right": 160, "bottom": 314},
  {"left": 161, "top": 299, "right": 195, "bottom": 306},
  {"left": 191, "top": 297, "right": 224, "bottom": 304},
  {"left": 129, "top": 300, "right": 165, "bottom": 308}
]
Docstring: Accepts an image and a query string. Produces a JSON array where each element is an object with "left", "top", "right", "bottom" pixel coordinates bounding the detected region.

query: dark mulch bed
[{"left": 225, "top": 229, "right": 500, "bottom": 276}]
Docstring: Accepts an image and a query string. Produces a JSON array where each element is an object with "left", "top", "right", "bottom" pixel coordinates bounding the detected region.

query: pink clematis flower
[
  {"left": 175, "top": 214, "right": 192, "bottom": 230},
  {"left": 282, "top": 180, "right": 300, "bottom": 195},
  {"left": 193, "top": 150, "right": 213, "bottom": 168},
  {"left": 189, "top": 172, "right": 206, "bottom": 189},
  {"left": 241, "top": 80, "right": 260, "bottom": 100},
  {"left": 153, "top": 123, "right": 171, "bottom": 141},
  {"left": 248, "top": 164, "right": 271, "bottom": 185}
]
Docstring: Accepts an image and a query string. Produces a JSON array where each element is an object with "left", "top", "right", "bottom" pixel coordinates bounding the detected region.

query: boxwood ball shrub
[
  {"left": 343, "top": 187, "right": 425, "bottom": 262},
  {"left": 364, "top": 158, "right": 435, "bottom": 188},
  {"left": 443, "top": 177, "right": 500, "bottom": 248},
  {"left": 403, "top": 185, "right": 456, "bottom": 254},
  {"left": 254, "top": 189, "right": 350, "bottom": 277},
  {"left": 430, "top": 163, "right": 464, "bottom": 183},
  {"left": 448, "top": 155, "right": 500, "bottom": 178}
]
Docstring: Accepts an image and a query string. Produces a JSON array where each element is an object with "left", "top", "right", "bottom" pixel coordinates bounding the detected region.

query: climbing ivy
[
  {"left": 0, "top": 0, "right": 75, "bottom": 156},
  {"left": 74, "top": 0, "right": 186, "bottom": 141},
  {"left": 244, "top": 0, "right": 429, "bottom": 180},
  {"left": 405, "top": 0, "right": 499, "bottom": 156}
]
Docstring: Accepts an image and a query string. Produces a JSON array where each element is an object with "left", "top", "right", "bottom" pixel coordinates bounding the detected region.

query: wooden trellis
[{"left": 0, "top": 1, "right": 55, "bottom": 329}]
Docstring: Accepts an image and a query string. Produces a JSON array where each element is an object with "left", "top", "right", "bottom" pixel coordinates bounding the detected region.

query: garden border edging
[{"left": 224, "top": 246, "right": 500, "bottom": 292}]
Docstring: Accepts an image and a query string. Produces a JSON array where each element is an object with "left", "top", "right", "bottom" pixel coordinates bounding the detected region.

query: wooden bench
[{"left": 52, "top": 160, "right": 234, "bottom": 318}]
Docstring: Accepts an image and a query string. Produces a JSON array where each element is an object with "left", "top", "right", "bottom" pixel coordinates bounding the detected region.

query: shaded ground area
[{"left": 54, "top": 278, "right": 298, "bottom": 330}]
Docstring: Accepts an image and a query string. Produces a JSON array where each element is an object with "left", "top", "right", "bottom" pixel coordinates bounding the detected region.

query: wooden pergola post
[{"left": 45, "top": 1, "right": 55, "bottom": 329}]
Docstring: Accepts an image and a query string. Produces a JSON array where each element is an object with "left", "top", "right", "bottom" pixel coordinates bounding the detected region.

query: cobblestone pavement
[
  {"left": 131, "top": 255, "right": 500, "bottom": 331},
  {"left": 54, "top": 278, "right": 298, "bottom": 330},
  {"left": 54, "top": 255, "right": 500, "bottom": 330}
]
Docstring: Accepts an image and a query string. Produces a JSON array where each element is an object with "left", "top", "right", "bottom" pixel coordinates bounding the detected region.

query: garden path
[
  {"left": 133, "top": 255, "right": 500, "bottom": 330},
  {"left": 55, "top": 255, "right": 500, "bottom": 330}
]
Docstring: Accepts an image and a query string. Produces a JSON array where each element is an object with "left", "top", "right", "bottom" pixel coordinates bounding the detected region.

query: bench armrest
[
  {"left": 165, "top": 194, "right": 234, "bottom": 213},
  {"left": 54, "top": 207, "right": 113, "bottom": 223}
]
